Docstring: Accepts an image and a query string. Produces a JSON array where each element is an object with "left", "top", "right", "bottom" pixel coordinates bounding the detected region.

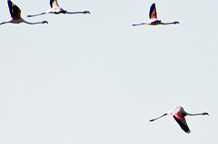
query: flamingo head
[
  {"left": 83, "top": 11, "right": 90, "bottom": 14},
  {"left": 202, "top": 112, "right": 209, "bottom": 116},
  {"left": 42, "top": 21, "right": 48, "bottom": 24}
]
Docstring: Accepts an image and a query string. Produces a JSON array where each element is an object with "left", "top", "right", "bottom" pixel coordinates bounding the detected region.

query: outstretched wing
[
  {"left": 173, "top": 114, "right": 191, "bottom": 133},
  {"left": 149, "top": 3, "right": 157, "bottom": 19},
  {"left": 8, "top": 0, "right": 21, "bottom": 19},
  {"left": 50, "top": 0, "right": 59, "bottom": 8}
]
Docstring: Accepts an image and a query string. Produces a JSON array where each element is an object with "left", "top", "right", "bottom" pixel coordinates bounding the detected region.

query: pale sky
[{"left": 0, "top": 0, "right": 217, "bottom": 144}]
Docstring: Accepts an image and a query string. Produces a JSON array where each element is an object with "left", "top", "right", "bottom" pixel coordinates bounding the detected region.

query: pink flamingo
[
  {"left": 150, "top": 106, "right": 208, "bottom": 133},
  {"left": 132, "top": 3, "right": 179, "bottom": 26},
  {"left": 27, "top": 0, "right": 90, "bottom": 17},
  {"left": 0, "top": 0, "right": 48, "bottom": 25}
]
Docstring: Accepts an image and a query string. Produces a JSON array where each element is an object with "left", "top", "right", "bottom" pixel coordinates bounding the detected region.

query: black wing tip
[
  {"left": 150, "top": 3, "right": 156, "bottom": 9},
  {"left": 7, "top": 0, "right": 14, "bottom": 6},
  {"left": 173, "top": 116, "right": 191, "bottom": 134},
  {"left": 7, "top": 0, "right": 12, "bottom": 5},
  {"left": 184, "top": 127, "right": 191, "bottom": 134}
]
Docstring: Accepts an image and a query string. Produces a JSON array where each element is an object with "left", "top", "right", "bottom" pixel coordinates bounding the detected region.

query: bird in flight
[
  {"left": 0, "top": 0, "right": 48, "bottom": 25},
  {"left": 27, "top": 0, "right": 90, "bottom": 17},
  {"left": 149, "top": 106, "right": 208, "bottom": 133},
  {"left": 132, "top": 3, "right": 179, "bottom": 26}
]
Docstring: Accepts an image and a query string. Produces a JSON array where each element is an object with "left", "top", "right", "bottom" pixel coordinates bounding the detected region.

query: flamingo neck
[
  {"left": 160, "top": 21, "right": 179, "bottom": 25},
  {"left": 186, "top": 112, "right": 208, "bottom": 116}
]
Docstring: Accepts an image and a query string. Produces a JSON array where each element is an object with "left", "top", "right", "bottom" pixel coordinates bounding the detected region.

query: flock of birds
[
  {"left": 1, "top": 0, "right": 209, "bottom": 135},
  {"left": 0, "top": 0, "right": 180, "bottom": 26},
  {"left": 0, "top": 0, "right": 90, "bottom": 25}
]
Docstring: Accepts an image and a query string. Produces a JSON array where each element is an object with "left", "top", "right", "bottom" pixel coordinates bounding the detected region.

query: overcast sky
[{"left": 0, "top": 0, "right": 217, "bottom": 144}]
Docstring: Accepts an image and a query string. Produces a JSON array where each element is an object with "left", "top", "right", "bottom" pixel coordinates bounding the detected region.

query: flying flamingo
[
  {"left": 0, "top": 0, "right": 48, "bottom": 25},
  {"left": 27, "top": 0, "right": 90, "bottom": 17},
  {"left": 132, "top": 3, "right": 179, "bottom": 26},
  {"left": 149, "top": 106, "right": 208, "bottom": 133}
]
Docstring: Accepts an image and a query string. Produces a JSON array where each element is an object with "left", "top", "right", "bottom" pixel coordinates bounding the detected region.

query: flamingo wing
[
  {"left": 50, "top": 0, "right": 60, "bottom": 8},
  {"left": 173, "top": 112, "right": 191, "bottom": 133},
  {"left": 149, "top": 3, "right": 157, "bottom": 19},
  {"left": 8, "top": 0, "right": 21, "bottom": 19}
]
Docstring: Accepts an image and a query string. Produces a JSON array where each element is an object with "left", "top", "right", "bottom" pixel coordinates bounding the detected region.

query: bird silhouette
[
  {"left": 150, "top": 106, "right": 208, "bottom": 133},
  {"left": 132, "top": 3, "right": 179, "bottom": 26},
  {"left": 27, "top": 0, "right": 90, "bottom": 17},
  {"left": 0, "top": 0, "right": 48, "bottom": 25}
]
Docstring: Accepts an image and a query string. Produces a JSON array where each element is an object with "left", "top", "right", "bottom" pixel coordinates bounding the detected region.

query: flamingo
[
  {"left": 27, "top": 0, "right": 90, "bottom": 17},
  {"left": 0, "top": 0, "right": 48, "bottom": 25},
  {"left": 149, "top": 106, "right": 209, "bottom": 133},
  {"left": 132, "top": 3, "right": 179, "bottom": 26}
]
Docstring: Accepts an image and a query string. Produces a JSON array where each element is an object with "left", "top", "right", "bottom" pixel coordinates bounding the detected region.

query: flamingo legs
[{"left": 0, "top": 19, "right": 48, "bottom": 25}]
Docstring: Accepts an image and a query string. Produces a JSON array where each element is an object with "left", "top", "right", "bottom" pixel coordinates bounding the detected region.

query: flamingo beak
[
  {"left": 43, "top": 21, "right": 48, "bottom": 24},
  {"left": 84, "top": 11, "right": 90, "bottom": 14},
  {"left": 203, "top": 112, "right": 209, "bottom": 116}
]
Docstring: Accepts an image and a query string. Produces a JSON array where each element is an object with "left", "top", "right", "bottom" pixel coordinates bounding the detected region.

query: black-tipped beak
[
  {"left": 203, "top": 112, "right": 209, "bottom": 116},
  {"left": 85, "top": 11, "right": 90, "bottom": 14},
  {"left": 43, "top": 21, "right": 48, "bottom": 24}
]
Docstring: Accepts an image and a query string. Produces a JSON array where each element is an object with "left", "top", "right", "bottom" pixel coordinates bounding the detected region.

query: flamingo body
[
  {"left": 172, "top": 108, "right": 190, "bottom": 133},
  {"left": 45, "top": 7, "right": 66, "bottom": 14},
  {"left": 0, "top": 0, "right": 48, "bottom": 25},
  {"left": 27, "top": 0, "right": 90, "bottom": 17},
  {"left": 132, "top": 3, "right": 179, "bottom": 26},
  {"left": 150, "top": 106, "right": 208, "bottom": 133}
]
